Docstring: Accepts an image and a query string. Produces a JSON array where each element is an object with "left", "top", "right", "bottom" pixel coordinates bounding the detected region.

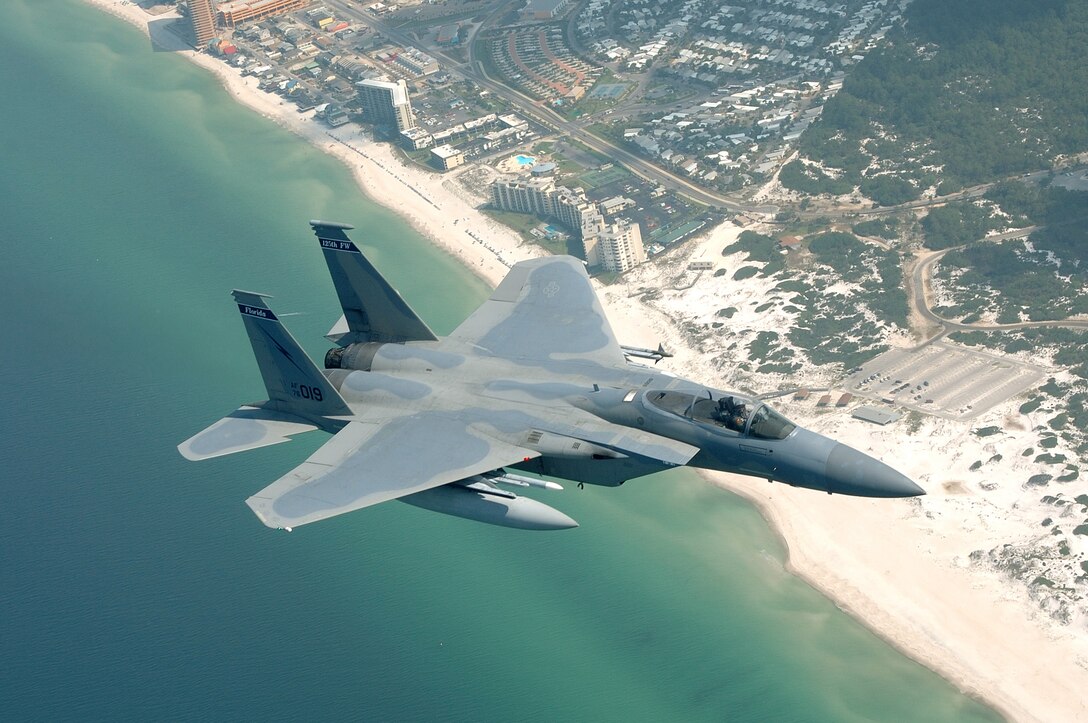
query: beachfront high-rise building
[
  {"left": 491, "top": 177, "right": 644, "bottom": 273},
  {"left": 551, "top": 187, "right": 601, "bottom": 235},
  {"left": 491, "top": 177, "right": 552, "bottom": 216},
  {"left": 490, "top": 178, "right": 600, "bottom": 230},
  {"left": 582, "top": 220, "right": 645, "bottom": 273},
  {"left": 189, "top": 0, "right": 217, "bottom": 47},
  {"left": 356, "top": 78, "right": 417, "bottom": 133}
]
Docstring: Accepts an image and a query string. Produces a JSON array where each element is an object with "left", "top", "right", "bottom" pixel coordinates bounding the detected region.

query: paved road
[
  {"left": 801, "top": 170, "right": 1057, "bottom": 220},
  {"left": 908, "top": 226, "right": 1088, "bottom": 339}
]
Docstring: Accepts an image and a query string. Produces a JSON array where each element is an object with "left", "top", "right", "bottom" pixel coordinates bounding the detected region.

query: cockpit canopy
[{"left": 645, "top": 390, "right": 796, "bottom": 440}]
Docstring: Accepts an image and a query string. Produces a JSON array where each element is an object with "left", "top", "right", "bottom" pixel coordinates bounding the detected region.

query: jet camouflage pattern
[{"left": 179, "top": 221, "right": 924, "bottom": 531}]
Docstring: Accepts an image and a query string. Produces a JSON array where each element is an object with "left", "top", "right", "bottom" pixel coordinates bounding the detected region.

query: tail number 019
[{"left": 293, "top": 384, "right": 324, "bottom": 401}]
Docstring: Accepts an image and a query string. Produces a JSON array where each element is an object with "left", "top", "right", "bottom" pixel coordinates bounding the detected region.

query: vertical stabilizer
[
  {"left": 310, "top": 220, "right": 438, "bottom": 345},
  {"left": 232, "top": 290, "right": 351, "bottom": 417}
]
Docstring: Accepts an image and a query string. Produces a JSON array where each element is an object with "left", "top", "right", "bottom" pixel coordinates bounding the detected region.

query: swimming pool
[{"left": 515, "top": 154, "right": 536, "bottom": 166}]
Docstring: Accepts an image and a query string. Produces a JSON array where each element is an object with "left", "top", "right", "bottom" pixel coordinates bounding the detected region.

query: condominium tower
[
  {"left": 189, "top": 0, "right": 217, "bottom": 47},
  {"left": 356, "top": 78, "right": 417, "bottom": 132},
  {"left": 491, "top": 177, "right": 646, "bottom": 273},
  {"left": 583, "top": 220, "right": 646, "bottom": 273}
]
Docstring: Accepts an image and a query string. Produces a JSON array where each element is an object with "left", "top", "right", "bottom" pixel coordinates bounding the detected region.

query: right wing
[
  {"left": 245, "top": 412, "right": 539, "bottom": 529},
  {"left": 449, "top": 255, "right": 627, "bottom": 368}
]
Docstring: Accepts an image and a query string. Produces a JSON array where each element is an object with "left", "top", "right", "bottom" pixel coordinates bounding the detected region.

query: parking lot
[{"left": 843, "top": 342, "right": 1048, "bottom": 420}]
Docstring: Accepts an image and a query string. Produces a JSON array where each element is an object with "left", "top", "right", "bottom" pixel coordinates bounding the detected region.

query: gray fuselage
[{"left": 324, "top": 340, "right": 922, "bottom": 498}]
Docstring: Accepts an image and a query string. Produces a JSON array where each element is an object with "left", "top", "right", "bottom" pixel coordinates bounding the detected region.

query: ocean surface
[{"left": 0, "top": 2, "right": 1001, "bottom": 720}]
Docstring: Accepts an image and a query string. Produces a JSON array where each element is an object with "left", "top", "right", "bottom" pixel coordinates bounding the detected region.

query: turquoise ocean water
[{"left": 0, "top": 2, "right": 1001, "bottom": 720}]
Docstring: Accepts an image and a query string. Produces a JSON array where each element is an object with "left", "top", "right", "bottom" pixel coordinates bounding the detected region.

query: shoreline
[
  {"left": 711, "top": 474, "right": 1008, "bottom": 717},
  {"left": 87, "top": 0, "right": 538, "bottom": 290},
  {"left": 81, "top": 3, "right": 1088, "bottom": 721}
]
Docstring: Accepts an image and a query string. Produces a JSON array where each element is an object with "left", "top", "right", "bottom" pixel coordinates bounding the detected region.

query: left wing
[
  {"left": 245, "top": 412, "right": 539, "bottom": 529},
  {"left": 449, "top": 256, "right": 626, "bottom": 368}
]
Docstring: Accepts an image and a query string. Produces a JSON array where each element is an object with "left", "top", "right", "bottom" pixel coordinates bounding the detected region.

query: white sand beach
[{"left": 85, "top": 3, "right": 1088, "bottom": 720}]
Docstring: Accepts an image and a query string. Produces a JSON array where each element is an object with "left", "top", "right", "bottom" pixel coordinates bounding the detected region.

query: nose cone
[{"left": 825, "top": 443, "right": 925, "bottom": 498}]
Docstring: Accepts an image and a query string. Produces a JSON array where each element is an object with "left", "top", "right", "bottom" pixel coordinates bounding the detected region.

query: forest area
[
  {"left": 929, "top": 182, "right": 1088, "bottom": 323},
  {"left": 783, "top": 0, "right": 1088, "bottom": 205}
]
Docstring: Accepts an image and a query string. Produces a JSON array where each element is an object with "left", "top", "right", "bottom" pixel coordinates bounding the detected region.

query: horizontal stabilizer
[{"left": 178, "top": 406, "right": 318, "bottom": 461}]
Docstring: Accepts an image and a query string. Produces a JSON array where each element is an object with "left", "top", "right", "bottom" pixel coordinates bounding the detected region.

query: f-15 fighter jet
[{"left": 179, "top": 221, "right": 923, "bottom": 531}]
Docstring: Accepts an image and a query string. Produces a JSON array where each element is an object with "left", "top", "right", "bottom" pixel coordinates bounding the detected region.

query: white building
[
  {"left": 491, "top": 177, "right": 644, "bottom": 272},
  {"left": 356, "top": 77, "right": 416, "bottom": 132},
  {"left": 583, "top": 220, "right": 645, "bottom": 273},
  {"left": 430, "top": 144, "right": 465, "bottom": 171}
]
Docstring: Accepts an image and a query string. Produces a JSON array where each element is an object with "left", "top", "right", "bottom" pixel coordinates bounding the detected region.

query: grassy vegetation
[
  {"left": 394, "top": 6, "right": 485, "bottom": 31},
  {"left": 721, "top": 230, "right": 906, "bottom": 368},
  {"left": 722, "top": 231, "right": 786, "bottom": 276},
  {"left": 1018, "top": 395, "right": 1044, "bottom": 414},
  {"left": 482, "top": 208, "right": 542, "bottom": 241},
  {"left": 806, "top": 232, "right": 909, "bottom": 327},
  {"left": 934, "top": 217, "right": 1088, "bottom": 321},
  {"left": 779, "top": 160, "right": 854, "bottom": 197},
  {"left": 556, "top": 158, "right": 586, "bottom": 176},
  {"left": 484, "top": 208, "right": 581, "bottom": 256},
  {"left": 779, "top": 217, "right": 835, "bottom": 237},
  {"left": 566, "top": 138, "right": 612, "bottom": 166},
  {"left": 859, "top": 175, "right": 919, "bottom": 206},
  {"left": 921, "top": 201, "right": 998, "bottom": 249},
  {"left": 748, "top": 331, "right": 800, "bottom": 373},
  {"left": 852, "top": 217, "right": 900, "bottom": 240},
  {"left": 579, "top": 165, "right": 631, "bottom": 189},
  {"left": 567, "top": 69, "right": 630, "bottom": 119},
  {"left": 537, "top": 234, "right": 584, "bottom": 257}
]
